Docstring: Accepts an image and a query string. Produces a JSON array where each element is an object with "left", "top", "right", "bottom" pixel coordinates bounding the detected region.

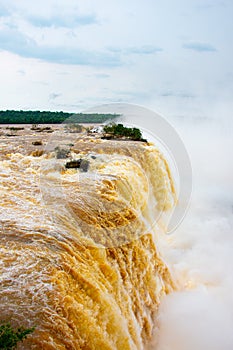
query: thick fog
[
  {"left": 85, "top": 102, "right": 233, "bottom": 349},
  {"left": 153, "top": 106, "right": 233, "bottom": 350}
]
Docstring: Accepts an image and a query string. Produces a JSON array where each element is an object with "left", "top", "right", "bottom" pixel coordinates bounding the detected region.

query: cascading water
[{"left": 0, "top": 130, "right": 177, "bottom": 349}]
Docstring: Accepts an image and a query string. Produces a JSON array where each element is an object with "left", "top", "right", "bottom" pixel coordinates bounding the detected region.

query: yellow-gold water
[{"left": 0, "top": 135, "right": 176, "bottom": 349}]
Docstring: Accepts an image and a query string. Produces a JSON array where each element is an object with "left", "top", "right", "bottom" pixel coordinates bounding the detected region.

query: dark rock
[
  {"left": 65, "top": 160, "right": 81, "bottom": 169},
  {"left": 65, "top": 159, "right": 90, "bottom": 172},
  {"left": 32, "top": 141, "right": 43, "bottom": 146}
]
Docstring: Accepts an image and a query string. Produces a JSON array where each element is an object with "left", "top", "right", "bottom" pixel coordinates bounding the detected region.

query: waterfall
[{"left": 0, "top": 138, "right": 176, "bottom": 349}]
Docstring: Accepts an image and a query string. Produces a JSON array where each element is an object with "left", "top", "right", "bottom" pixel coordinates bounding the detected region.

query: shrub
[
  {"left": 0, "top": 323, "right": 35, "bottom": 350},
  {"left": 103, "top": 123, "right": 144, "bottom": 141}
]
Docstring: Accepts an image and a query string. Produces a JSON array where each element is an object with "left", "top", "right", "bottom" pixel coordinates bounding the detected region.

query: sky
[{"left": 0, "top": 0, "right": 232, "bottom": 121}]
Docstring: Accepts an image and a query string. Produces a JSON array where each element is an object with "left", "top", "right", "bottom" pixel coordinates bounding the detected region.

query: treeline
[{"left": 0, "top": 110, "right": 119, "bottom": 124}]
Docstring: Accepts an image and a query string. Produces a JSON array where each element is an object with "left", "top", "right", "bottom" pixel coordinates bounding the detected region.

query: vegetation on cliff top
[
  {"left": 103, "top": 123, "right": 146, "bottom": 141},
  {"left": 0, "top": 110, "right": 119, "bottom": 124}
]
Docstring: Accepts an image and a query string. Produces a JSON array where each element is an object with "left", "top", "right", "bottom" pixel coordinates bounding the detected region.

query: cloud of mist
[
  {"left": 84, "top": 102, "right": 232, "bottom": 349},
  {"left": 152, "top": 106, "right": 233, "bottom": 350}
]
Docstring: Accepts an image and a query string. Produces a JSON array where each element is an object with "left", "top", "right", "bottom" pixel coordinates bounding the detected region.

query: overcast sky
[{"left": 0, "top": 0, "right": 232, "bottom": 120}]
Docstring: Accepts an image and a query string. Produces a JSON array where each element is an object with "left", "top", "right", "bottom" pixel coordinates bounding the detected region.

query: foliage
[
  {"left": 0, "top": 323, "right": 35, "bottom": 350},
  {"left": 103, "top": 123, "right": 144, "bottom": 141},
  {"left": 0, "top": 110, "right": 119, "bottom": 124}
]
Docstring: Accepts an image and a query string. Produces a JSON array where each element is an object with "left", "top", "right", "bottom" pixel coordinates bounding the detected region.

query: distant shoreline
[
  {"left": 0, "top": 123, "right": 101, "bottom": 127},
  {"left": 0, "top": 110, "right": 119, "bottom": 125}
]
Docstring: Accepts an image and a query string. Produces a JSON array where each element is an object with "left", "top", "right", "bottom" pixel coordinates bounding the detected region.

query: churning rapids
[{"left": 0, "top": 127, "right": 176, "bottom": 349}]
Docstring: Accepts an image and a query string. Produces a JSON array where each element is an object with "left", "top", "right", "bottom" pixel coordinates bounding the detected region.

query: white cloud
[
  {"left": 108, "top": 45, "right": 163, "bottom": 55},
  {"left": 183, "top": 41, "right": 217, "bottom": 52},
  {"left": 27, "top": 14, "right": 98, "bottom": 29},
  {"left": 0, "top": 27, "right": 122, "bottom": 67},
  {"left": 49, "top": 93, "right": 62, "bottom": 100}
]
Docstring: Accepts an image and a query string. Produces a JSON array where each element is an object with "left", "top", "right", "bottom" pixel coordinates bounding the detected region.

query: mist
[
  {"left": 85, "top": 101, "right": 233, "bottom": 349},
  {"left": 152, "top": 106, "right": 233, "bottom": 349}
]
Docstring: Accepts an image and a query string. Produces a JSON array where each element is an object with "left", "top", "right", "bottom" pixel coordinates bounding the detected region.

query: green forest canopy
[{"left": 0, "top": 110, "right": 119, "bottom": 124}]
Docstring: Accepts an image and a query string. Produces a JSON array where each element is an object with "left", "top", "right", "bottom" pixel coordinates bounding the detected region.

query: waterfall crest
[{"left": 0, "top": 138, "right": 176, "bottom": 349}]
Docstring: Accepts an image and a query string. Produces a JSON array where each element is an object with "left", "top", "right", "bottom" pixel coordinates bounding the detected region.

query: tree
[
  {"left": 103, "top": 123, "right": 143, "bottom": 141},
  {"left": 0, "top": 110, "right": 119, "bottom": 124}
]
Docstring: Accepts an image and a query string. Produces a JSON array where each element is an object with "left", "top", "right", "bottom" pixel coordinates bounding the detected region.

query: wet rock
[
  {"left": 32, "top": 141, "right": 43, "bottom": 146},
  {"left": 65, "top": 159, "right": 90, "bottom": 172}
]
